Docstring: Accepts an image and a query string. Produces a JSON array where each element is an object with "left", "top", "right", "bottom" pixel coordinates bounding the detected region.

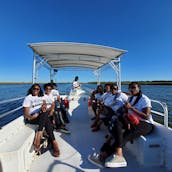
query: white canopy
[{"left": 28, "top": 42, "right": 127, "bottom": 70}]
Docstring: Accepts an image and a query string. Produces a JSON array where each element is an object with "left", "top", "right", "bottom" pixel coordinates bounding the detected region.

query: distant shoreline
[{"left": 0, "top": 81, "right": 172, "bottom": 85}]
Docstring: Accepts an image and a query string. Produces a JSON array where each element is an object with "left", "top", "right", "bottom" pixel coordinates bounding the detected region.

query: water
[{"left": 0, "top": 83, "right": 172, "bottom": 127}]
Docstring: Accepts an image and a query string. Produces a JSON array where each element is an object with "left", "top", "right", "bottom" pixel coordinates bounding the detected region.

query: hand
[
  {"left": 125, "top": 102, "right": 132, "bottom": 109},
  {"left": 31, "top": 113, "right": 39, "bottom": 119},
  {"left": 41, "top": 100, "right": 47, "bottom": 112},
  {"left": 127, "top": 123, "right": 131, "bottom": 130},
  {"left": 49, "top": 110, "right": 54, "bottom": 116}
]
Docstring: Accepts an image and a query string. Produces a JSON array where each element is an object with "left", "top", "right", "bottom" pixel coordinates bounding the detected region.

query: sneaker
[
  {"left": 87, "top": 154, "right": 104, "bottom": 168},
  {"left": 60, "top": 127, "right": 71, "bottom": 134},
  {"left": 105, "top": 154, "right": 127, "bottom": 168}
]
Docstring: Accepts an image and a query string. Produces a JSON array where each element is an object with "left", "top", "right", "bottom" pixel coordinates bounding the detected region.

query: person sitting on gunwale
[
  {"left": 88, "top": 82, "right": 154, "bottom": 168},
  {"left": 22, "top": 83, "right": 60, "bottom": 157}
]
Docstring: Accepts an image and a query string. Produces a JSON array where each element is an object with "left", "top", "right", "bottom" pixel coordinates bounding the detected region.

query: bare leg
[
  {"left": 34, "top": 131, "right": 42, "bottom": 151},
  {"left": 52, "top": 140, "right": 60, "bottom": 157}
]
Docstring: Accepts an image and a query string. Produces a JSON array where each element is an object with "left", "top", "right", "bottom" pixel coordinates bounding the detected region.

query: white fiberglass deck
[{"left": 31, "top": 89, "right": 166, "bottom": 172}]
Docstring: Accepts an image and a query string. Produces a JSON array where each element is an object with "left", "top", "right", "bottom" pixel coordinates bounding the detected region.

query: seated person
[
  {"left": 90, "top": 85, "right": 104, "bottom": 129},
  {"left": 51, "top": 83, "right": 70, "bottom": 133},
  {"left": 91, "top": 83, "right": 111, "bottom": 131},
  {"left": 43, "top": 83, "right": 55, "bottom": 121},
  {"left": 91, "top": 83, "right": 128, "bottom": 132},
  {"left": 88, "top": 82, "right": 154, "bottom": 168},
  {"left": 23, "top": 83, "right": 60, "bottom": 157}
]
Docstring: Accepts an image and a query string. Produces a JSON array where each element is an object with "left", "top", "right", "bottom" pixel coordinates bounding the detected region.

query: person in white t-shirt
[
  {"left": 91, "top": 84, "right": 110, "bottom": 131},
  {"left": 88, "top": 82, "right": 154, "bottom": 168},
  {"left": 23, "top": 83, "right": 60, "bottom": 157},
  {"left": 91, "top": 83, "right": 128, "bottom": 132},
  {"left": 43, "top": 83, "right": 55, "bottom": 117},
  {"left": 73, "top": 76, "right": 81, "bottom": 89},
  {"left": 105, "top": 82, "right": 154, "bottom": 168},
  {"left": 51, "top": 83, "right": 60, "bottom": 101},
  {"left": 50, "top": 83, "right": 70, "bottom": 134}
]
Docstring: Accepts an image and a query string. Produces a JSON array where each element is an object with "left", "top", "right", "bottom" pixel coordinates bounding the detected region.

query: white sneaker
[
  {"left": 105, "top": 154, "right": 127, "bottom": 168},
  {"left": 88, "top": 154, "right": 104, "bottom": 168}
]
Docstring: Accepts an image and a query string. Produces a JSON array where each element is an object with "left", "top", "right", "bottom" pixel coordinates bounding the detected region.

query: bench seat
[
  {"left": 126, "top": 125, "right": 164, "bottom": 167},
  {"left": 0, "top": 116, "right": 37, "bottom": 172}
]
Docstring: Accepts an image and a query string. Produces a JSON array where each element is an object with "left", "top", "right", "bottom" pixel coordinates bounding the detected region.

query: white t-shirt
[
  {"left": 22, "top": 94, "right": 43, "bottom": 115},
  {"left": 101, "top": 92, "right": 112, "bottom": 103},
  {"left": 42, "top": 94, "right": 54, "bottom": 109},
  {"left": 128, "top": 94, "right": 153, "bottom": 124},
  {"left": 73, "top": 81, "right": 80, "bottom": 88},
  {"left": 95, "top": 93, "right": 103, "bottom": 101},
  {"left": 51, "top": 89, "right": 60, "bottom": 101},
  {"left": 110, "top": 92, "right": 128, "bottom": 112},
  {"left": 103, "top": 94, "right": 115, "bottom": 107}
]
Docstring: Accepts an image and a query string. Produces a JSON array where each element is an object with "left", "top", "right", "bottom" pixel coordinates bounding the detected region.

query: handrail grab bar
[{"left": 151, "top": 99, "right": 168, "bottom": 128}]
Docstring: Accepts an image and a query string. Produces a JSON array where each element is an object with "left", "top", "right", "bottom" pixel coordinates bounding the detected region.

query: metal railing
[
  {"left": 0, "top": 97, "right": 170, "bottom": 128},
  {"left": 0, "top": 97, "right": 24, "bottom": 119},
  {"left": 151, "top": 99, "right": 169, "bottom": 128}
]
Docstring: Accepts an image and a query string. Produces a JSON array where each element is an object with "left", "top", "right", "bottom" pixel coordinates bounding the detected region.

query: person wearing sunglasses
[
  {"left": 23, "top": 83, "right": 60, "bottom": 157},
  {"left": 91, "top": 83, "right": 128, "bottom": 132},
  {"left": 88, "top": 82, "right": 154, "bottom": 168}
]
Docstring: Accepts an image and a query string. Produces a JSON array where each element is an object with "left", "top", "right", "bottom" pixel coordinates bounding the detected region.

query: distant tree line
[{"left": 87, "top": 81, "right": 172, "bottom": 85}]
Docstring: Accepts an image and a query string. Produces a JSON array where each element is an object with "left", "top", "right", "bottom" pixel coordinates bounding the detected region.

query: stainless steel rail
[
  {"left": 151, "top": 99, "right": 169, "bottom": 128},
  {"left": 0, "top": 97, "right": 170, "bottom": 128},
  {"left": 0, "top": 97, "right": 24, "bottom": 119}
]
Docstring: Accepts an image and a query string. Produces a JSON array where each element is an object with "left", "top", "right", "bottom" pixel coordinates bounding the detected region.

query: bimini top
[{"left": 28, "top": 42, "right": 127, "bottom": 70}]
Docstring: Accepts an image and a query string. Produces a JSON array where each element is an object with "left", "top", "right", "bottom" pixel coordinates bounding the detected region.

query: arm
[
  {"left": 125, "top": 102, "right": 151, "bottom": 120},
  {"left": 23, "top": 107, "right": 39, "bottom": 120},
  {"left": 47, "top": 102, "right": 55, "bottom": 117}
]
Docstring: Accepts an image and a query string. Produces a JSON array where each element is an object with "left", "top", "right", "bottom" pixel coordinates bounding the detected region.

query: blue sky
[{"left": 0, "top": 0, "right": 172, "bottom": 83}]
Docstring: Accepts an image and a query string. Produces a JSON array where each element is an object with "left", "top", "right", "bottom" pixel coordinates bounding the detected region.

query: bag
[{"left": 127, "top": 114, "right": 140, "bottom": 125}]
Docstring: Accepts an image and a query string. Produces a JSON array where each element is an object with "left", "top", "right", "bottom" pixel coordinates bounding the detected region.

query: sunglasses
[
  {"left": 32, "top": 87, "right": 40, "bottom": 91},
  {"left": 112, "top": 87, "right": 118, "bottom": 90}
]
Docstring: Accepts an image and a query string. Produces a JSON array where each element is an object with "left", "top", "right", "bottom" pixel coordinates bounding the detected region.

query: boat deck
[{"left": 31, "top": 90, "right": 166, "bottom": 172}]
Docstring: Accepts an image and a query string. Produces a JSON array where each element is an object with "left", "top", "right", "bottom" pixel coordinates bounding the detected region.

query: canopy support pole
[
  {"left": 32, "top": 53, "right": 51, "bottom": 83},
  {"left": 50, "top": 69, "right": 58, "bottom": 83},
  {"left": 94, "top": 69, "right": 101, "bottom": 85},
  {"left": 50, "top": 68, "right": 53, "bottom": 83},
  {"left": 109, "top": 58, "right": 121, "bottom": 90},
  {"left": 32, "top": 53, "right": 37, "bottom": 84}
]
